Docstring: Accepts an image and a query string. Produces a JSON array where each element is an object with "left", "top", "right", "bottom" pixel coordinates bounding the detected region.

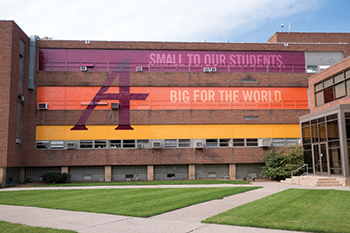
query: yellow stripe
[{"left": 36, "top": 124, "right": 300, "bottom": 140}]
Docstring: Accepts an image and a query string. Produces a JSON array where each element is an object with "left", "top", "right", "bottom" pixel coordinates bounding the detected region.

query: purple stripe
[{"left": 40, "top": 49, "right": 306, "bottom": 73}]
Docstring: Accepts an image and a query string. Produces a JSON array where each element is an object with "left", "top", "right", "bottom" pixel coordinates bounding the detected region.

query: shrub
[
  {"left": 261, "top": 145, "right": 304, "bottom": 180},
  {"left": 42, "top": 172, "right": 71, "bottom": 184},
  {"left": 24, "top": 177, "right": 32, "bottom": 183}
]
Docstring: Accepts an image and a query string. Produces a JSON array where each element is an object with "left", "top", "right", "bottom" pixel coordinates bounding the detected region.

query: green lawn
[
  {"left": 203, "top": 189, "right": 350, "bottom": 233},
  {"left": 0, "top": 187, "right": 260, "bottom": 217},
  {"left": 31, "top": 179, "right": 250, "bottom": 187},
  {"left": 0, "top": 221, "right": 76, "bottom": 233}
]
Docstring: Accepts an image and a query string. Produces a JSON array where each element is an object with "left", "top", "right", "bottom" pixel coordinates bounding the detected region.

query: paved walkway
[{"left": 0, "top": 182, "right": 349, "bottom": 233}]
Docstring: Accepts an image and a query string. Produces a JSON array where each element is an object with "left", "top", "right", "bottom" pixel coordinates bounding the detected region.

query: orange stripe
[{"left": 37, "top": 87, "right": 308, "bottom": 110}]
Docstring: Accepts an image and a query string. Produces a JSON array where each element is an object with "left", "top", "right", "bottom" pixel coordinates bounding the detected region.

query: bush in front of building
[
  {"left": 261, "top": 145, "right": 304, "bottom": 180},
  {"left": 42, "top": 172, "right": 71, "bottom": 184}
]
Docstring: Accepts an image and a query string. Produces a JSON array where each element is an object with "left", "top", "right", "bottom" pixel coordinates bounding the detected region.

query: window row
[
  {"left": 314, "top": 69, "right": 350, "bottom": 107},
  {"left": 35, "top": 138, "right": 299, "bottom": 150},
  {"left": 301, "top": 114, "right": 339, "bottom": 144},
  {"left": 306, "top": 65, "right": 330, "bottom": 74}
]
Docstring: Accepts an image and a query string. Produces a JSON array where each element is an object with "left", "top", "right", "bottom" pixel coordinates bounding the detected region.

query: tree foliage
[{"left": 261, "top": 145, "right": 304, "bottom": 180}]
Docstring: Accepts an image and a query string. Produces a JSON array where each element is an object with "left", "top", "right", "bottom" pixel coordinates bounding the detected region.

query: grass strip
[
  {"left": 203, "top": 189, "right": 350, "bottom": 233},
  {"left": 31, "top": 179, "right": 250, "bottom": 187},
  {"left": 0, "top": 187, "right": 259, "bottom": 217},
  {"left": 0, "top": 221, "right": 76, "bottom": 233}
]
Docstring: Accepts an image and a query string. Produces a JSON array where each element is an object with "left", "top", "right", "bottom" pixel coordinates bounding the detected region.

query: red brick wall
[
  {"left": 0, "top": 21, "right": 29, "bottom": 167},
  {"left": 268, "top": 32, "right": 350, "bottom": 58},
  {"left": 36, "top": 71, "right": 310, "bottom": 87},
  {"left": 268, "top": 32, "right": 350, "bottom": 43},
  {"left": 0, "top": 21, "right": 12, "bottom": 167}
]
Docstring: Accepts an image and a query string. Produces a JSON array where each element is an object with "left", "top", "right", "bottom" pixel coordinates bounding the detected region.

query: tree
[{"left": 261, "top": 145, "right": 304, "bottom": 180}]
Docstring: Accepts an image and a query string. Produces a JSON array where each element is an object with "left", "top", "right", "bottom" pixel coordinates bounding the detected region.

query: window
[
  {"left": 246, "top": 139, "right": 258, "bottom": 147},
  {"left": 94, "top": 140, "right": 107, "bottom": 148},
  {"left": 302, "top": 123, "right": 311, "bottom": 144},
  {"left": 319, "top": 65, "right": 330, "bottom": 72},
  {"left": 327, "top": 120, "right": 339, "bottom": 141},
  {"left": 323, "top": 87, "right": 334, "bottom": 103},
  {"left": 51, "top": 141, "right": 64, "bottom": 149},
  {"left": 306, "top": 65, "right": 317, "bottom": 73},
  {"left": 346, "top": 80, "right": 350, "bottom": 96},
  {"left": 319, "top": 123, "right": 327, "bottom": 142},
  {"left": 335, "top": 82, "right": 346, "bottom": 99},
  {"left": 179, "top": 139, "right": 190, "bottom": 147},
  {"left": 233, "top": 139, "right": 245, "bottom": 147},
  {"left": 137, "top": 140, "right": 149, "bottom": 148},
  {"left": 324, "top": 78, "right": 333, "bottom": 88},
  {"left": 110, "top": 140, "right": 121, "bottom": 148},
  {"left": 36, "top": 141, "right": 49, "bottom": 149},
  {"left": 315, "top": 91, "right": 324, "bottom": 106},
  {"left": 334, "top": 73, "right": 344, "bottom": 83},
  {"left": 314, "top": 69, "right": 350, "bottom": 107},
  {"left": 165, "top": 139, "right": 177, "bottom": 148},
  {"left": 80, "top": 140, "right": 93, "bottom": 148},
  {"left": 219, "top": 139, "right": 230, "bottom": 147},
  {"left": 286, "top": 138, "right": 298, "bottom": 146},
  {"left": 206, "top": 139, "right": 218, "bottom": 147},
  {"left": 137, "top": 140, "right": 149, "bottom": 144},
  {"left": 315, "top": 83, "right": 323, "bottom": 92},
  {"left": 123, "top": 140, "right": 135, "bottom": 148},
  {"left": 272, "top": 138, "right": 285, "bottom": 147}
]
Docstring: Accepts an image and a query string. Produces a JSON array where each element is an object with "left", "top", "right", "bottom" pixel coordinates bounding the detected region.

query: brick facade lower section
[
  {"left": 34, "top": 109, "right": 309, "bottom": 125},
  {"left": 36, "top": 71, "right": 310, "bottom": 87},
  {"left": 24, "top": 147, "right": 264, "bottom": 167}
]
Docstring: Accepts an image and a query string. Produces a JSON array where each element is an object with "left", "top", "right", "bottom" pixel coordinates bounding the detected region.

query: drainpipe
[{"left": 27, "top": 35, "right": 39, "bottom": 90}]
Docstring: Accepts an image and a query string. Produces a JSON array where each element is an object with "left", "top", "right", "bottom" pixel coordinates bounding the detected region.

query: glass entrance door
[
  {"left": 314, "top": 143, "right": 329, "bottom": 176},
  {"left": 320, "top": 143, "right": 328, "bottom": 176}
]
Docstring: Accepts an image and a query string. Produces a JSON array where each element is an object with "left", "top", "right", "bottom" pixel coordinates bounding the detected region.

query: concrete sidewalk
[{"left": 0, "top": 182, "right": 349, "bottom": 233}]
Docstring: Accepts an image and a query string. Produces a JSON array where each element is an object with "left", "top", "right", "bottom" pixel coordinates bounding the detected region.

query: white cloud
[{"left": 0, "top": 0, "right": 319, "bottom": 41}]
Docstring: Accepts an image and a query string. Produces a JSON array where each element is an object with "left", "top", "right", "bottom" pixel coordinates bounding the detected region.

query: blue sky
[{"left": 1, "top": 0, "right": 349, "bottom": 43}]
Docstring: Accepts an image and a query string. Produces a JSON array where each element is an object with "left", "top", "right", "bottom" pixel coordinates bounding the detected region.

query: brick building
[
  {"left": 300, "top": 56, "right": 350, "bottom": 186},
  {"left": 0, "top": 20, "right": 349, "bottom": 183}
]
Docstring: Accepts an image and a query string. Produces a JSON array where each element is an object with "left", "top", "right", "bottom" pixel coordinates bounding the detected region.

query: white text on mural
[
  {"left": 170, "top": 90, "right": 282, "bottom": 103},
  {"left": 150, "top": 53, "right": 284, "bottom": 66}
]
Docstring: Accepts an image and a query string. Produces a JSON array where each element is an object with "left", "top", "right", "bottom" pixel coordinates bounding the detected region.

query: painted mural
[
  {"left": 38, "top": 86, "right": 308, "bottom": 110},
  {"left": 39, "top": 49, "right": 306, "bottom": 73}
]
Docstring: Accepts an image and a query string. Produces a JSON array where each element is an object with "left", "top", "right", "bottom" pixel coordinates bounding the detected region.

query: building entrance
[{"left": 314, "top": 143, "right": 329, "bottom": 177}]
